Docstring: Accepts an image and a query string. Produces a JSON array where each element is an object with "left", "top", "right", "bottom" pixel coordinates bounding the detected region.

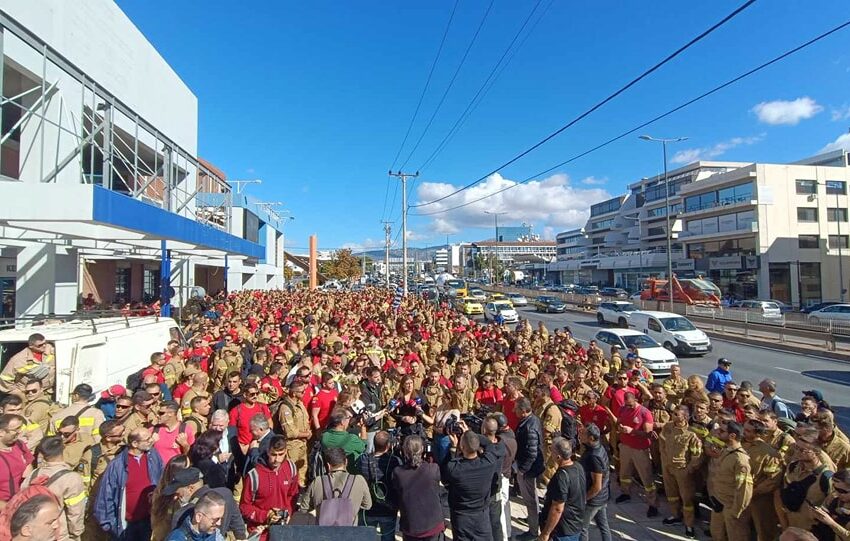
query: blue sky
[{"left": 116, "top": 0, "right": 850, "bottom": 253}]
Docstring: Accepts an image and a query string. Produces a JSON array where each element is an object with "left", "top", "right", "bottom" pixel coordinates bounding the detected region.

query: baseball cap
[
  {"left": 73, "top": 384, "right": 94, "bottom": 401},
  {"left": 100, "top": 384, "right": 127, "bottom": 400},
  {"left": 163, "top": 468, "right": 204, "bottom": 496},
  {"left": 718, "top": 358, "right": 732, "bottom": 366},
  {"left": 803, "top": 389, "right": 824, "bottom": 402}
]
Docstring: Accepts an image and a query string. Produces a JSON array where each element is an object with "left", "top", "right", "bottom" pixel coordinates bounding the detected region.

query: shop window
[
  {"left": 797, "top": 208, "right": 818, "bottom": 222},
  {"left": 800, "top": 262, "right": 822, "bottom": 307},
  {"left": 798, "top": 235, "right": 820, "bottom": 249}
]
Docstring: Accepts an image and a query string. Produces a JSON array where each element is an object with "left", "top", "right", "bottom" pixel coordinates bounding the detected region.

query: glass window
[
  {"left": 687, "top": 219, "right": 703, "bottom": 235},
  {"left": 702, "top": 216, "right": 719, "bottom": 234},
  {"left": 797, "top": 208, "right": 818, "bottom": 222},
  {"left": 115, "top": 267, "right": 131, "bottom": 301},
  {"left": 718, "top": 214, "right": 738, "bottom": 232},
  {"left": 736, "top": 210, "right": 755, "bottom": 230},
  {"left": 799, "top": 235, "right": 820, "bottom": 249},
  {"left": 796, "top": 180, "right": 817, "bottom": 195},
  {"left": 827, "top": 208, "right": 848, "bottom": 222},
  {"left": 826, "top": 181, "right": 847, "bottom": 195},
  {"left": 800, "top": 262, "right": 822, "bottom": 307},
  {"left": 829, "top": 235, "right": 849, "bottom": 249},
  {"left": 647, "top": 319, "right": 662, "bottom": 332},
  {"left": 142, "top": 268, "right": 160, "bottom": 303},
  {"left": 688, "top": 243, "right": 705, "bottom": 259},
  {"left": 648, "top": 226, "right": 665, "bottom": 236}
]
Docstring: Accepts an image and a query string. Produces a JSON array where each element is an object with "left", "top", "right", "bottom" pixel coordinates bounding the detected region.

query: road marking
[
  {"left": 774, "top": 367, "right": 800, "bottom": 374},
  {"left": 710, "top": 336, "right": 850, "bottom": 364}
]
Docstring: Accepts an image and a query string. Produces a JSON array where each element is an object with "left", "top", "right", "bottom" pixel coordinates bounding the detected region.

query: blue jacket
[
  {"left": 165, "top": 522, "right": 224, "bottom": 541},
  {"left": 705, "top": 367, "right": 732, "bottom": 394},
  {"left": 93, "top": 447, "right": 164, "bottom": 536}
]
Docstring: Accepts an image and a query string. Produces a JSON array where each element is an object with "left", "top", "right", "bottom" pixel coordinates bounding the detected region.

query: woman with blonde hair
[{"left": 682, "top": 374, "right": 708, "bottom": 411}]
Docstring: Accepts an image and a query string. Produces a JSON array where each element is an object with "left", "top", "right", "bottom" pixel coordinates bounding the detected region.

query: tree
[{"left": 319, "top": 248, "right": 362, "bottom": 281}]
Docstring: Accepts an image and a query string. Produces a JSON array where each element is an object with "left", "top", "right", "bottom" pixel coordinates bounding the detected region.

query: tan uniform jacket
[
  {"left": 279, "top": 396, "right": 311, "bottom": 442},
  {"left": 24, "top": 396, "right": 57, "bottom": 433},
  {"left": 659, "top": 423, "right": 702, "bottom": 471},
  {"left": 0, "top": 346, "right": 56, "bottom": 393},
  {"left": 537, "top": 399, "right": 562, "bottom": 445},
  {"left": 823, "top": 432, "right": 850, "bottom": 470},
  {"left": 765, "top": 428, "right": 795, "bottom": 464},
  {"left": 49, "top": 403, "right": 105, "bottom": 444},
  {"left": 22, "top": 462, "right": 87, "bottom": 541},
  {"left": 120, "top": 411, "right": 154, "bottom": 440},
  {"left": 743, "top": 439, "right": 782, "bottom": 496},
  {"left": 662, "top": 377, "right": 688, "bottom": 405},
  {"left": 707, "top": 446, "right": 753, "bottom": 519}
]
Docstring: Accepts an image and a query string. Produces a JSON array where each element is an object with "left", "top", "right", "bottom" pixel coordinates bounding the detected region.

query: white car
[
  {"left": 468, "top": 288, "right": 487, "bottom": 301},
  {"left": 733, "top": 300, "right": 782, "bottom": 319},
  {"left": 629, "top": 311, "right": 712, "bottom": 356},
  {"left": 807, "top": 304, "right": 850, "bottom": 324},
  {"left": 507, "top": 293, "right": 528, "bottom": 307},
  {"left": 484, "top": 301, "right": 519, "bottom": 323},
  {"left": 596, "top": 301, "right": 639, "bottom": 328},
  {"left": 593, "top": 328, "right": 678, "bottom": 377}
]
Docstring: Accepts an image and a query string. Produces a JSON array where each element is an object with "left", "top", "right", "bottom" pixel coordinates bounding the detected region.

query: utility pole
[
  {"left": 382, "top": 221, "right": 392, "bottom": 288},
  {"left": 485, "top": 210, "right": 507, "bottom": 284},
  {"left": 389, "top": 170, "right": 419, "bottom": 297}
]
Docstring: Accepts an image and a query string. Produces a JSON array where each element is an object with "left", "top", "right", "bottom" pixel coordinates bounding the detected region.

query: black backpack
[
  {"left": 306, "top": 439, "right": 327, "bottom": 484},
  {"left": 125, "top": 367, "right": 147, "bottom": 393}
]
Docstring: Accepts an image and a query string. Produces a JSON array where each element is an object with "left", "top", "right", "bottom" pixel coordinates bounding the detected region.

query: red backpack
[{"left": 0, "top": 469, "right": 69, "bottom": 541}]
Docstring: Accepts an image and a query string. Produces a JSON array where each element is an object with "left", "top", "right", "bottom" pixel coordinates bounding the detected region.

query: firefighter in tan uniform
[
  {"left": 741, "top": 418, "right": 783, "bottom": 541},
  {"left": 659, "top": 404, "right": 702, "bottom": 536},
  {"left": 180, "top": 373, "right": 211, "bottom": 418},
  {"left": 23, "top": 435, "right": 87, "bottom": 541},
  {"left": 814, "top": 410, "right": 850, "bottom": 470},
  {"left": 162, "top": 353, "right": 185, "bottom": 389},
  {"left": 662, "top": 364, "right": 688, "bottom": 406},
  {"left": 0, "top": 393, "right": 43, "bottom": 452},
  {"left": 452, "top": 375, "right": 476, "bottom": 414},
  {"left": 278, "top": 381, "right": 312, "bottom": 486},
  {"left": 608, "top": 345, "right": 623, "bottom": 375},
  {"left": 82, "top": 421, "right": 124, "bottom": 541},
  {"left": 759, "top": 410, "right": 795, "bottom": 464},
  {"left": 121, "top": 391, "right": 157, "bottom": 439},
  {"left": 707, "top": 420, "right": 753, "bottom": 541},
  {"left": 647, "top": 383, "right": 672, "bottom": 474},
  {"left": 184, "top": 395, "right": 211, "bottom": 435},
  {"left": 778, "top": 426, "right": 833, "bottom": 531},
  {"left": 57, "top": 416, "right": 94, "bottom": 488},
  {"left": 23, "top": 379, "right": 57, "bottom": 435},
  {"left": 533, "top": 384, "right": 562, "bottom": 484},
  {"left": 0, "top": 333, "right": 56, "bottom": 396},
  {"left": 49, "top": 385, "right": 104, "bottom": 444}
]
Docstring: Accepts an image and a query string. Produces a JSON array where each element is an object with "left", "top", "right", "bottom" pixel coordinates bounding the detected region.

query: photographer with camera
[
  {"left": 356, "top": 430, "right": 402, "bottom": 541},
  {"left": 440, "top": 419, "right": 506, "bottom": 541},
  {"left": 239, "top": 435, "right": 299, "bottom": 541}
]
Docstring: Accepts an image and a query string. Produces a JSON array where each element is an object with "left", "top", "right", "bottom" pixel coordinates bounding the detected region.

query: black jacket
[
  {"left": 440, "top": 434, "right": 506, "bottom": 513},
  {"left": 172, "top": 486, "right": 247, "bottom": 538},
  {"left": 515, "top": 414, "right": 544, "bottom": 477}
]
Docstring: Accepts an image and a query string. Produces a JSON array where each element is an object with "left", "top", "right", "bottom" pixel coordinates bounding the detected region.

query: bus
[{"left": 444, "top": 278, "right": 468, "bottom": 298}]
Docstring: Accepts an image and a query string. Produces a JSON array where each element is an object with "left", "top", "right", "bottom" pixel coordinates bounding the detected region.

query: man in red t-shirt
[
  {"left": 615, "top": 391, "right": 658, "bottom": 516},
  {"left": 602, "top": 371, "right": 639, "bottom": 419},
  {"left": 0, "top": 414, "right": 33, "bottom": 505},
  {"left": 309, "top": 372, "right": 339, "bottom": 431},
  {"left": 229, "top": 383, "right": 272, "bottom": 454},
  {"left": 500, "top": 377, "right": 524, "bottom": 431},
  {"left": 474, "top": 375, "right": 503, "bottom": 408},
  {"left": 578, "top": 390, "right": 613, "bottom": 436}
]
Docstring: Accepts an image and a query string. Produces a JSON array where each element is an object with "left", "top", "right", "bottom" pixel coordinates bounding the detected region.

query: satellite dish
[{"left": 191, "top": 286, "right": 206, "bottom": 299}]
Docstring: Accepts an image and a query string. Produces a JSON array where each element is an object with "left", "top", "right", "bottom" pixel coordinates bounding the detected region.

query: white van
[
  {"left": 630, "top": 311, "right": 712, "bottom": 356},
  {"left": 0, "top": 316, "right": 183, "bottom": 405}
]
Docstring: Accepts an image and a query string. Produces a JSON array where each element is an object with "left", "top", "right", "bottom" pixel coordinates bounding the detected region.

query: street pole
[
  {"left": 389, "top": 170, "right": 419, "bottom": 297},
  {"left": 639, "top": 135, "right": 688, "bottom": 310},
  {"left": 837, "top": 189, "right": 846, "bottom": 302},
  {"left": 382, "top": 221, "right": 392, "bottom": 288},
  {"left": 485, "top": 210, "right": 507, "bottom": 284}
]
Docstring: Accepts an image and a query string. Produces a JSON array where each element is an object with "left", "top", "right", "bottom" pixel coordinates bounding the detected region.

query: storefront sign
[
  {"left": 744, "top": 255, "right": 759, "bottom": 269},
  {"left": 709, "top": 255, "right": 742, "bottom": 270},
  {"left": 673, "top": 259, "right": 695, "bottom": 271}
]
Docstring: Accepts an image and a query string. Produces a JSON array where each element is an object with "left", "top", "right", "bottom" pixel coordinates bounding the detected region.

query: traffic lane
[{"left": 510, "top": 307, "right": 850, "bottom": 432}]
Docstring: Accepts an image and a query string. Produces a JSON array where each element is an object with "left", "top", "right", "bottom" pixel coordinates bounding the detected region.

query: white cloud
[
  {"left": 832, "top": 104, "right": 850, "bottom": 122},
  {"left": 413, "top": 172, "right": 611, "bottom": 237},
  {"left": 581, "top": 176, "right": 607, "bottom": 186},
  {"left": 752, "top": 97, "right": 822, "bottom": 125},
  {"left": 820, "top": 132, "right": 850, "bottom": 153},
  {"left": 670, "top": 134, "right": 764, "bottom": 164},
  {"left": 405, "top": 229, "right": 428, "bottom": 242},
  {"left": 341, "top": 238, "right": 384, "bottom": 252}
]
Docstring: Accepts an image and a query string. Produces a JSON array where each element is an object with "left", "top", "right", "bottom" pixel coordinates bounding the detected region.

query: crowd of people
[{"left": 0, "top": 287, "right": 847, "bottom": 541}]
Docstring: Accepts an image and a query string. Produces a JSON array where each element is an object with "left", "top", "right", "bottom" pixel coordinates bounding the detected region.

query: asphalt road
[{"left": 489, "top": 305, "right": 850, "bottom": 432}]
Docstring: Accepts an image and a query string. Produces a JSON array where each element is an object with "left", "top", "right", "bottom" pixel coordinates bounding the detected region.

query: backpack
[
  {"left": 780, "top": 463, "right": 831, "bottom": 512},
  {"left": 0, "top": 469, "right": 70, "bottom": 541},
  {"left": 318, "top": 473, "right": 356, "bottom": 526},
  {"left": 126, "top": 367, "right": 147, "bottom": 393},
  {"left": 154, "top": 422, "right": 187, "bottom": 438},
  {"left": 307, "top": 439, "right": 327, "bottom": 484}
]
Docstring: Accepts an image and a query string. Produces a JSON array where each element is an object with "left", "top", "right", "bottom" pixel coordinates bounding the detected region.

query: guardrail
[{"left": 485, "top": 285, "right": 850, "bottom": 353}]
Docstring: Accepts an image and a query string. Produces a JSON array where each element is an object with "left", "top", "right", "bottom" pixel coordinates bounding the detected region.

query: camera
[
  {"left": 444, "top": 414, "right": 465, "bottom": 435},
  {"left": 268, "top": 508, "right": 289, "bottom": 525}
]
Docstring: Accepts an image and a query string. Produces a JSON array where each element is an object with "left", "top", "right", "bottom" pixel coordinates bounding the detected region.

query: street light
[
  {"left": 230, "top": 179, "right": 262, "bottom": 194},
  {"left": 639, "top": 135, "right": 688, "bottom": 309}
]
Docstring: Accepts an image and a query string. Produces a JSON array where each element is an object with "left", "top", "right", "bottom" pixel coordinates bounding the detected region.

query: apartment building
[{"left": 551, "top": 151, "right": 850, "bottom": 306}]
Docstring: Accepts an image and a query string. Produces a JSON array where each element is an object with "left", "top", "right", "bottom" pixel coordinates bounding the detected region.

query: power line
[
  {"left": 417, "top": 0, "right": 555, "bottom": 173},
  {"left": 409, "top": 17, "right": 850, "bottom": 217},
  {"left": 410, "top": 0, "right": 758, "bottom": 209},
  {"left": 397, "top": 0, "right": 496, "bottom": 173},
  {"left": 387, "top": 0, "right": 460, "bottom": 173}
]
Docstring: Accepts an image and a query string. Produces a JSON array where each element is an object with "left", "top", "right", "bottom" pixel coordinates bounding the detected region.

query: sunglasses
[
  {"left": 24, "top": 389, "right": 39, "bottom": 395},
  {"left": 247, "top": 392, "right": 259, "bottom": 398},
  {"left": 116, "top": 403, "right": 131, "bottom": 409},
  {"left": 149, "top": 392, "right": 161, "bottom": 397},
  {"left": 58, "top": 430, "right": 76, "bottom": 437}
]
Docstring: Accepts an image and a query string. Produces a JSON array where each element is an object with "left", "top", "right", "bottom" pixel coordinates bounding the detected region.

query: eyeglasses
[
  {"left": 24, "top": 389, "right": 39, "bottom": 395},
  {"left": 198, "top": 511, "right": 223, "bottom": 524},
  {"left": 247, "top": 392, "right": 259, "bottom": 398},
  {"left": 58, "top": 430, "right": 76, "bottom": 438}
]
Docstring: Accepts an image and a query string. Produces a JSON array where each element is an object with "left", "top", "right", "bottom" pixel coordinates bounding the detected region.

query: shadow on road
[{"left": 801, "top": 370, "right": 850, "bottom": 387}]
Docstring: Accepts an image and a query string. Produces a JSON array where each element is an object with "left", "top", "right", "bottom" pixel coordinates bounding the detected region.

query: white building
[{"left": 0, "top": 1, "right": 284, "bottom": 318}]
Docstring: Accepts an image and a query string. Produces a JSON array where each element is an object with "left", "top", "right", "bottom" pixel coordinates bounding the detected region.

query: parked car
[
  {"left": 488, "top": 293, "right": 509, "bottom": 302},
  {"left": 596, "top": 301, "right": 640, "bottom": 328},
  {"left": 593, "top": 328, "right": 678, "bottom": 377},
  {"left": 484, "top": 301, "right": 519, "bottom": 323},
  {"left": 507, "top": 293, "right": 528, "bottom": 307},
  {"left": 768, "top": 299, "right": 793, "bottom": 313},
  {"left": 802, "top": 301, "right": 842, "bottom": 314},
  {"left": 807, "top": 304, "right": 850, "bottom": 324},
  {"left": 629, "top": 311, "right": 712, "bottom": 356},
  {"left": 731, "top": 300, "right": 782, "bottom": 319},
  {"left": 600, "top": 287, "right": 629, "bottom": 299},
  {"left": 460, "top": 297, "right": 484, "bottom": 316},
  {"left": 534, "top": 296, "right": 567, "bottom": 313}
]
